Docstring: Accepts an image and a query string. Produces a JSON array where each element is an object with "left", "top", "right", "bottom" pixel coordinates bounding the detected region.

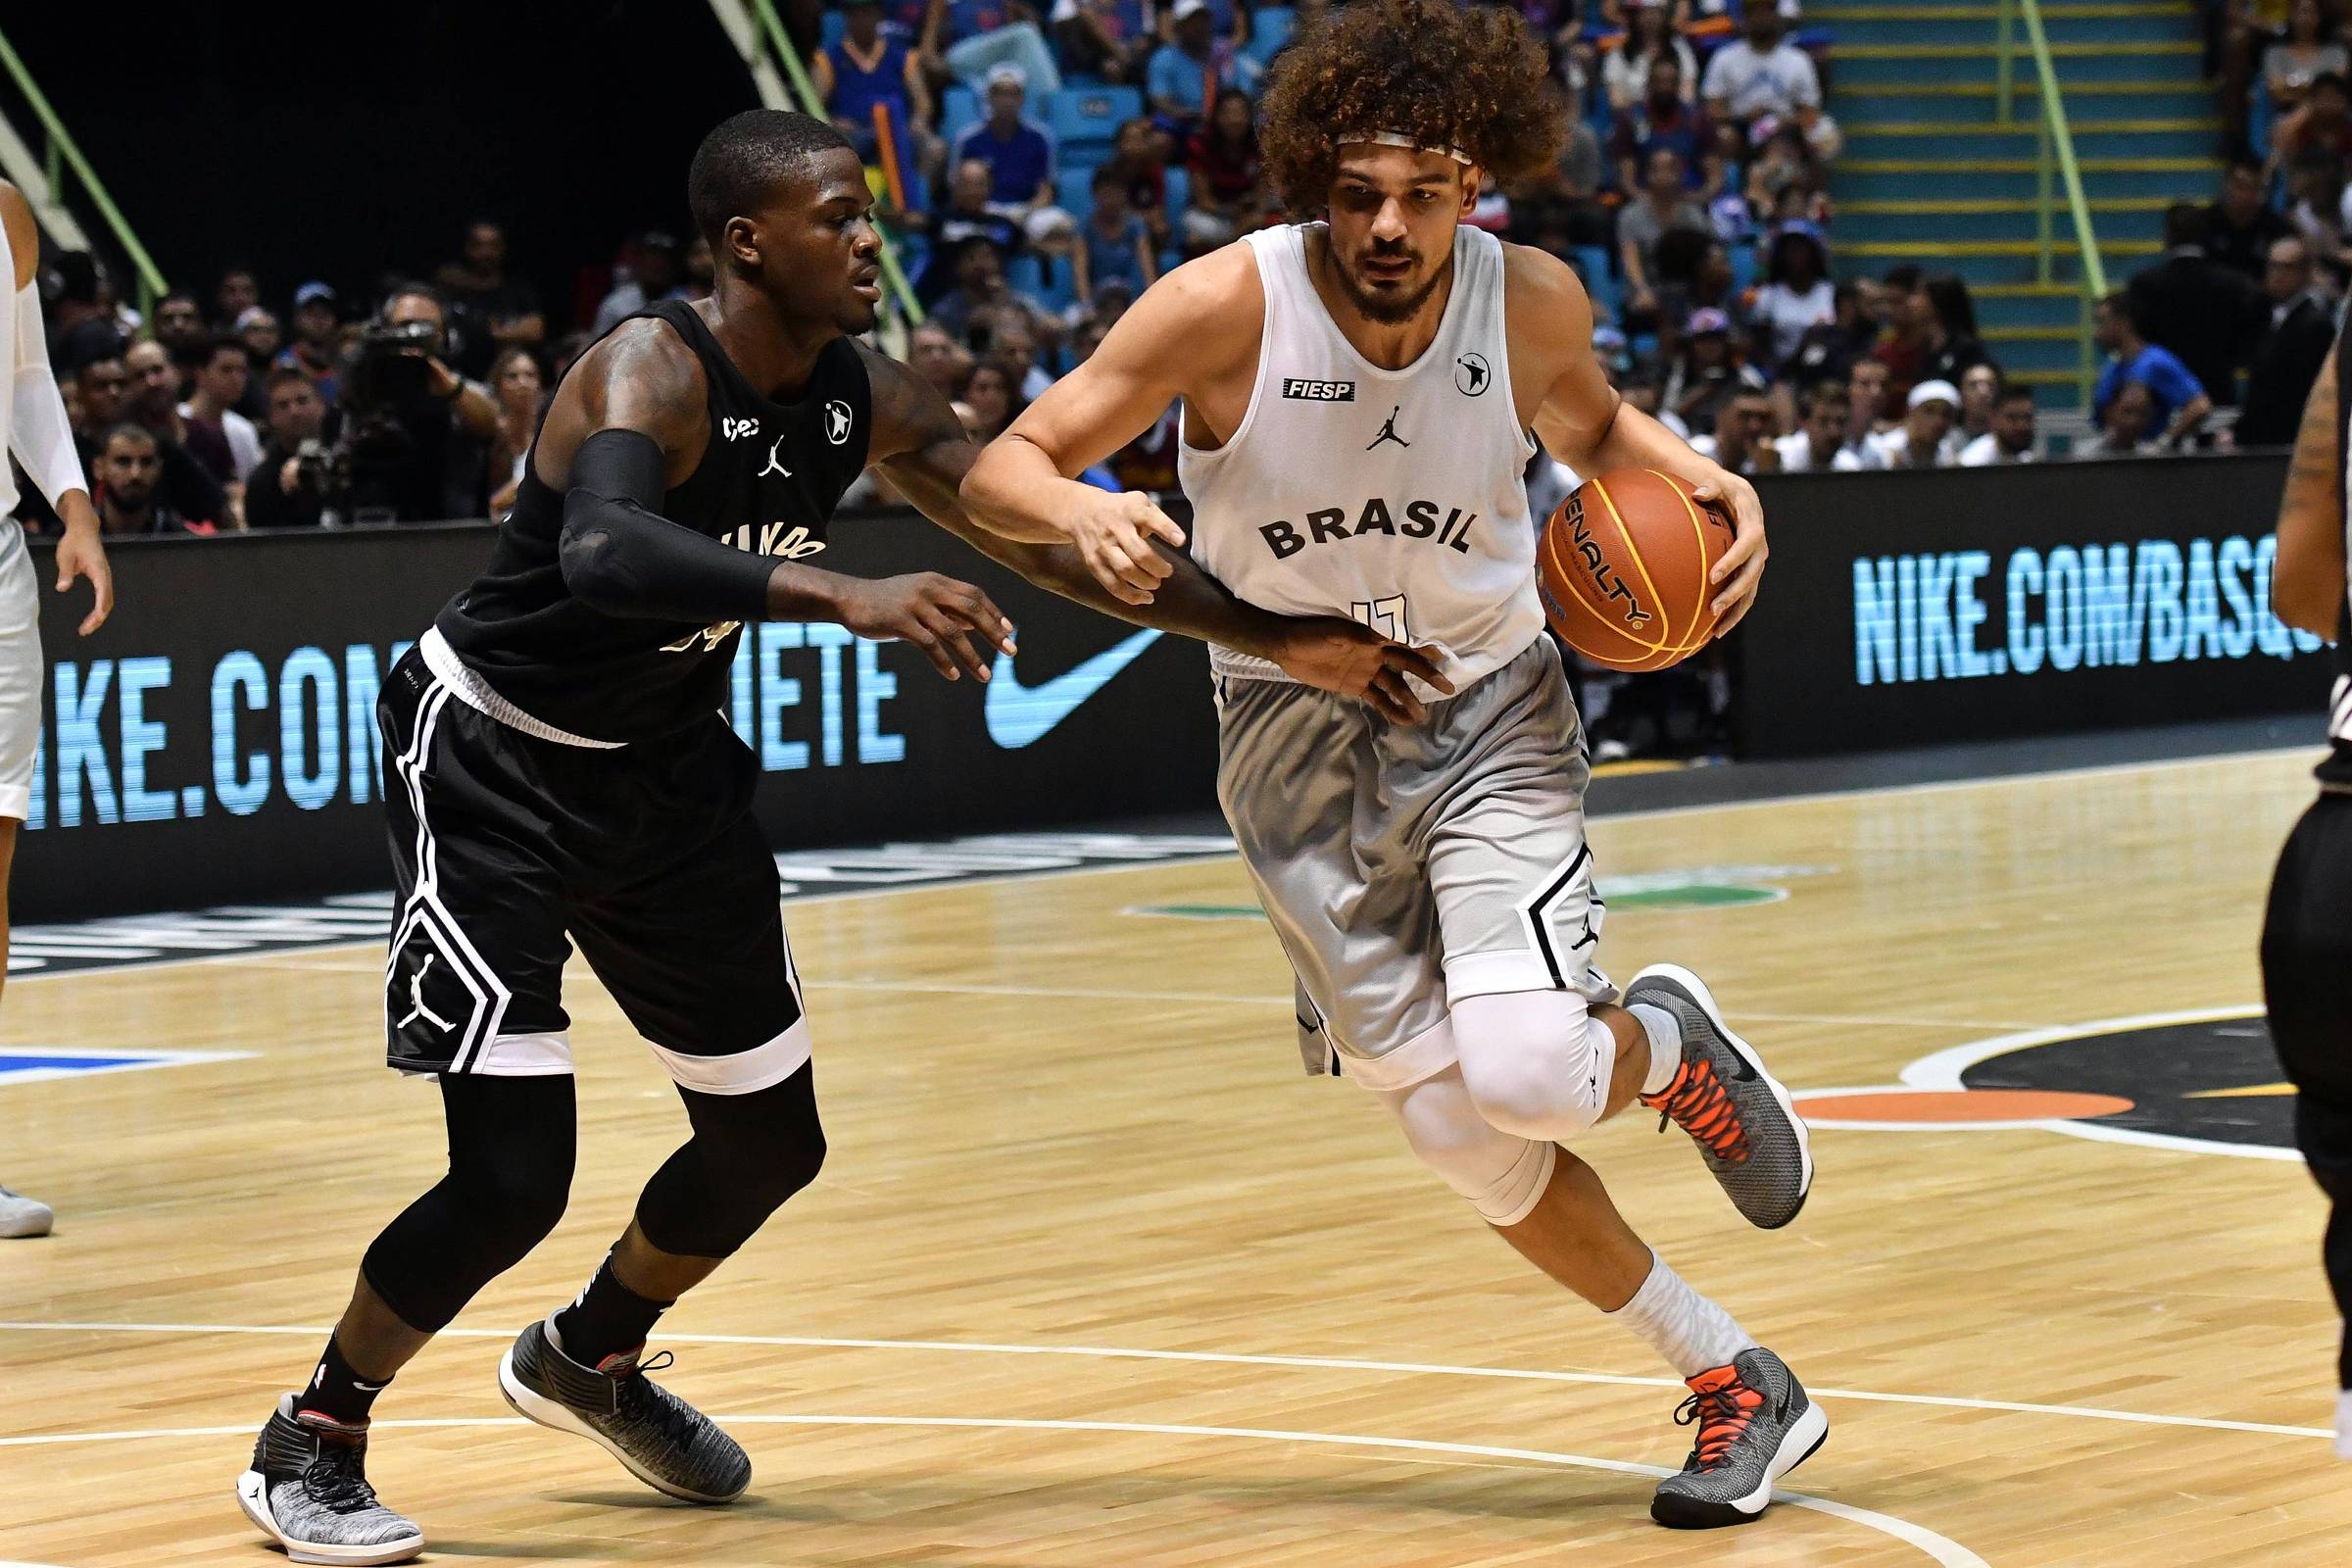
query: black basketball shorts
[{"left": 376, "top": 637, "right": 806, "bottom": 1093}]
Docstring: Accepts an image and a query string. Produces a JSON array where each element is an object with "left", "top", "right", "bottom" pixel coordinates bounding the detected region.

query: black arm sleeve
[{"left": 556, "top": 428, "right": 776, "bottom": 622}]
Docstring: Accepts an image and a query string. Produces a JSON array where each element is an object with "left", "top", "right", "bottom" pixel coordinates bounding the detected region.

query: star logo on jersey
[
  {"left": 1455, "top": 352, "right": 1492, "bottom": 397},
  {"left": 823, "top": 399, "right": 854, "bottom": 445},
  {"left": 759, "top": 432, "right": 793, "bottom": 479},
  {"left": 1366, "top": 406, "right": 1410, "bottom": 450}
]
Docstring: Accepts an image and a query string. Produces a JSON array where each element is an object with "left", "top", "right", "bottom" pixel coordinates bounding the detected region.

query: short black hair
[
  {"left": 56, "top": 251, "right": 99, "bottom": 305},
  {"left": 2097, "top": 286, "right": 2141, "bottom": 334},
  {"left": 172, "top": 331, "right": 249, "bottom": 371},
  {"left": 267, "top": 365, "right": 318, "bottom": 395},
  {"left": 2161, "top": 201, "right": 2208, "bottom": 249},
  {"left": 1801, "top": 380, "right": 1850, "bottom": 415},
  {"left": 1997, "top": 384, "right": 2038, "bottom": 408},
  {"left": 687, "top": 110, "right": 857, "bottom": 247},
  {"left": 157, "top": 288, "right": 201, "bottom": 314},
  {"left": 97, "top": 419, "right": 156, "bottom": 453},
  {"left": 1883, "top": 263, "right": 1923, "bottom": 292}
]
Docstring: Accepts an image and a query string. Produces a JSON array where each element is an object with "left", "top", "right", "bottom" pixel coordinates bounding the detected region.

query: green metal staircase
[{"left": 1811, "top": 0, "right": 2219, "bottom": 405}]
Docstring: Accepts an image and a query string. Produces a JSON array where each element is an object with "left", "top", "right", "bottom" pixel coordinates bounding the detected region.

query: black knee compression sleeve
[
  {"left": 634, "top": 1063, "right": 826, "bottom": 1258},
  {"left": 361, "top": 1074, "right": 576, "bottom": 1333}
]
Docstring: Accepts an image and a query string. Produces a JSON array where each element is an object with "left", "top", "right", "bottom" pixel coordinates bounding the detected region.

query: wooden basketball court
[{"left": 3, "top": 747, "right": 2348, "bottom": 1565}]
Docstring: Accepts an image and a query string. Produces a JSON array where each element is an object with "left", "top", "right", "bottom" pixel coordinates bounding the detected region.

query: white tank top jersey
[
  {"left": 0, "top": 218, "right": 22, "bottom": 519},
  {"left": 1178, "top": 221, "right": 1544, "bottom": 689}
]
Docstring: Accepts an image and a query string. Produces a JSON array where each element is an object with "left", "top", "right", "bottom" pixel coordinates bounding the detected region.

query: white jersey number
[{"left": 1350, "top": 595, "right": 1411, "bottom": 644}]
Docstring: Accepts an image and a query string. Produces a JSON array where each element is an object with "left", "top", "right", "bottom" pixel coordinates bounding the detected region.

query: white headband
[{"left": 1357, "top": 130, "right": 1473, "bottom": 166}]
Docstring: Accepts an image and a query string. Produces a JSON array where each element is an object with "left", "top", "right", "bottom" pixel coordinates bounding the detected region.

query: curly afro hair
[{"left": 1258, "top": 0, "right": 1566, "bottom": 215}]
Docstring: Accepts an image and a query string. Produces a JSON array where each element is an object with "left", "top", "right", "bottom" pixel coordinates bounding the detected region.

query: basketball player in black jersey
[
  {"left": 2264, "top": 319, "right": 2352, "bottom": 1462},
  {"left": 235, "top": 110, "right": 1445, "bottom": 1564}
]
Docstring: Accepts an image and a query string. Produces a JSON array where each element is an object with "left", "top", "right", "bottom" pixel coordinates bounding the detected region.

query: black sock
[
  {"left": 300, "top": 1334, "right": 390, "bottom": 1428},
  {"left": 551, "top": 1255, "right": 673, "bottom": 1369}
]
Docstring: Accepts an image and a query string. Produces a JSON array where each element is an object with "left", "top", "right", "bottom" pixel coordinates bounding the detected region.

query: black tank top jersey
[
  {"left": 2320, "top": 308, "right": 2352, "bottom": 791},
  {"left": 434, "top": 299, "right": 873, "bottom": 743}
]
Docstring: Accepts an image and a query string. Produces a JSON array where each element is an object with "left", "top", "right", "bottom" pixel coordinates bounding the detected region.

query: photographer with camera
[
  {"left": 244, "top": 368, "right": 331, "bottom": 529},
  {"left": 320, "top": 283, "right": 499, "bottom": 525}
]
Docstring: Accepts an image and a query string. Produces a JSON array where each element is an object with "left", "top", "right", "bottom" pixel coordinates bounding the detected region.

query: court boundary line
[
  {"left": 0, "top": 1320, "right": 2327, "bottom": 1442},
  {"left": 8, "top": 745, "right": 2313, "bottom": 986},
  {"left": 0, "top": 1411, "right": 1986, "bottom": 1567}
]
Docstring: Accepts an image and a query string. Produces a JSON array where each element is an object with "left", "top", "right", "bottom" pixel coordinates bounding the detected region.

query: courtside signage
[{"left": 1739, "top": 455, "right": 2331, "bottom": 756}]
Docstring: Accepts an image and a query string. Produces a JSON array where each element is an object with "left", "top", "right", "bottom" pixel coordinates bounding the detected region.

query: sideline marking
[
  {"left": 0, "top": 1411, "right": 1982, "bottom": 1566},
  {"left": 9, "top": 746, "right": 2311, "bottom": 985},
  {"left": 0, "top": 1320, "right": 2327, "bottom": 1442}
]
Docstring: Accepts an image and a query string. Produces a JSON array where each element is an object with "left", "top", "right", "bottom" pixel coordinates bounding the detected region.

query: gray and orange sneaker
[
  {"left": 1651, "top": 1348, "right": 1828, "bottom": 1528},
  {"left": 1628, "top": 964, "right": 1813, "bottom": 1229}
]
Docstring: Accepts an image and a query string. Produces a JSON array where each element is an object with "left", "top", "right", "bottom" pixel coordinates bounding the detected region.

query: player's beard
[{"left": 1337, "top": 247, "right": 1452, "bottom": 326}]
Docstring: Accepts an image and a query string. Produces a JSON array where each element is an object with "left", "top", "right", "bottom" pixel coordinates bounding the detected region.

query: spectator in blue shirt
[
  {"left": 812, "top": 0, "right": 940, "bottom": 174},
  {"left": 2091, "top": 289, "right": 2212, "bottom": 447},
  {"left": 951, "top": 64, "right": 1076, "bottom": 244},
  {"left": 933, "top": 0, "right": 1064, "bottom": 95},
  {"left": 1074, "top": 166, "right": 1158, "bottom": 302},
  {"left": 1149, "top": 0, "right": 1259, "bottom": 135}
]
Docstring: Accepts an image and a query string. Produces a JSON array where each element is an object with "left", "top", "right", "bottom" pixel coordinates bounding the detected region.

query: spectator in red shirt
[
  {"left": 1103, "top": 116, "right": 1172, "bottom": 251},
  {"left": 1182, "top": 91, "right": 1262, "bottom": 253}
]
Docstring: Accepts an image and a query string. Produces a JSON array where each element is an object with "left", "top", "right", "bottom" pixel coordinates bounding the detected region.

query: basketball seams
[
  {"left": 1652, "top": 467, "right": 1714, "bottom": 657},
  {"left": 1588, "top": 475, "right": 1678, "bottom": 654},
  {"left": 1541, "top": 514, "right": 1669, "bottom": 661}
]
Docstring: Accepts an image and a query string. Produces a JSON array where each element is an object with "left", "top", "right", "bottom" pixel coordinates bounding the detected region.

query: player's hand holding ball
[
  {"left": 1691, "top": 468, "right": 1767, "bottom": 632},
  {"left": 1539, "top": 467, "right": 1763, "bottom": 671},
  {"left": 834, "top": 572, "right": 1016, "bottom": 683},
  {"left": 1267, "top": 617, "right": 1457, "bottom": 723},
  {"left": 1061, "top": 489, "right": 1187, "bottom": 606}
]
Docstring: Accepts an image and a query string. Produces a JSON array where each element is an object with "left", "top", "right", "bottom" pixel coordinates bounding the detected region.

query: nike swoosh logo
[
  {"left": 352, "top": 1380, "right": 387, "bottom": 1392},
  {"left": 984, "top": 628, "right": 1163, "bottom": 749}
]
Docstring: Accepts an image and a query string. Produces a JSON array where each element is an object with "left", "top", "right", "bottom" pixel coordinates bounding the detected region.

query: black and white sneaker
[
  {"left": 1629, "top": 964, "right": 1814, "bottom": 1230},
  {"left": 498, "top": 1319, "right": 751, "bottom": 1503},
  {"left": 234, "top": 1395, "right": 423, "bottom": 1565},
  {"left": 1651, "top": 1348, "right": 1829, "bottom": 1529}
]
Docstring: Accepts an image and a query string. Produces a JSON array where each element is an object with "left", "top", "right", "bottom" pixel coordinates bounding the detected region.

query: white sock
[
  {"left": 2337, "top": 1391, "right": 2352, "bottom": 1460},
  {"left": 1627, "top": 1004, "right": 1683, "bottom": 1096},
  {"left": 1608, "top": 1250, "right": 1756, "bottom": 1379}
]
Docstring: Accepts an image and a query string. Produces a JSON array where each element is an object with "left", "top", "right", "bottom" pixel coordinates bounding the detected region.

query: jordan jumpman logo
[
  {"left": 396, "top": 954, "right": 457, "bottom": 1034},
  {"left": 1366, "top": 406, "right": 1410, "bottom": 450}
]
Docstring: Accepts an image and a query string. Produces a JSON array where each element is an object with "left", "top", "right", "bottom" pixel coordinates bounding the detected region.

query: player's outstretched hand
[
  {"left": 1690, "top": 472, "right": 1766, "bottom": 636},
  {"left": 837, "top": 572, "right": 1015, "bottom": 682},
  {"left": 54, "top": 524, "right": 114, "bottom": 636},
  {"left": 1268, "top": 617, "right": 1455, "bottom": 724},
  {"left": 1062, "top": 489, "right": 1185, "bottom": 607}
]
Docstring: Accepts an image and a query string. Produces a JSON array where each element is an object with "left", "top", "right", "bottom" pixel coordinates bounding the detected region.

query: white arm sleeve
[{"left": 12, "top": 280, "right": 89, "bottom": 508}]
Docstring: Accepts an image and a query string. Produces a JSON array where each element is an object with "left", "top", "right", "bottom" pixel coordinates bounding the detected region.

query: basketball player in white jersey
[
  {"left": 966, "top": 0, "right": 1823, "bottom": 1527},
  {"left": 0, "top": 178, "right": 116, "bottom": 1239}
]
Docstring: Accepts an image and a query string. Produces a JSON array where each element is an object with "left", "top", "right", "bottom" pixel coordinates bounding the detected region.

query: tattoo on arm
[{"left": 2286, "top": 357, "right": 2340, "bottom": 508}]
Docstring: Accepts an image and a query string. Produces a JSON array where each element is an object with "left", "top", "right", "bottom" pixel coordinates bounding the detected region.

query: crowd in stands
[{"left": 24, "top": 0, "right": 2352, "bottom": 541}]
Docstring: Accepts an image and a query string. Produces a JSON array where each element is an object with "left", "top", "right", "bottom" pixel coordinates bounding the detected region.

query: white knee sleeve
[
  {"left": 1374, "top": 1065, "right": 1555, "bottom": 1227},
  {"left": 1450, "top": 989, "right": 1617, "bottom": 1144}
]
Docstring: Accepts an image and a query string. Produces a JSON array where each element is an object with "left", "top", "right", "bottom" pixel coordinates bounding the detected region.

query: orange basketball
[{"left": 1538, "top": 468, "right": 1736, "bottom": 672}]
